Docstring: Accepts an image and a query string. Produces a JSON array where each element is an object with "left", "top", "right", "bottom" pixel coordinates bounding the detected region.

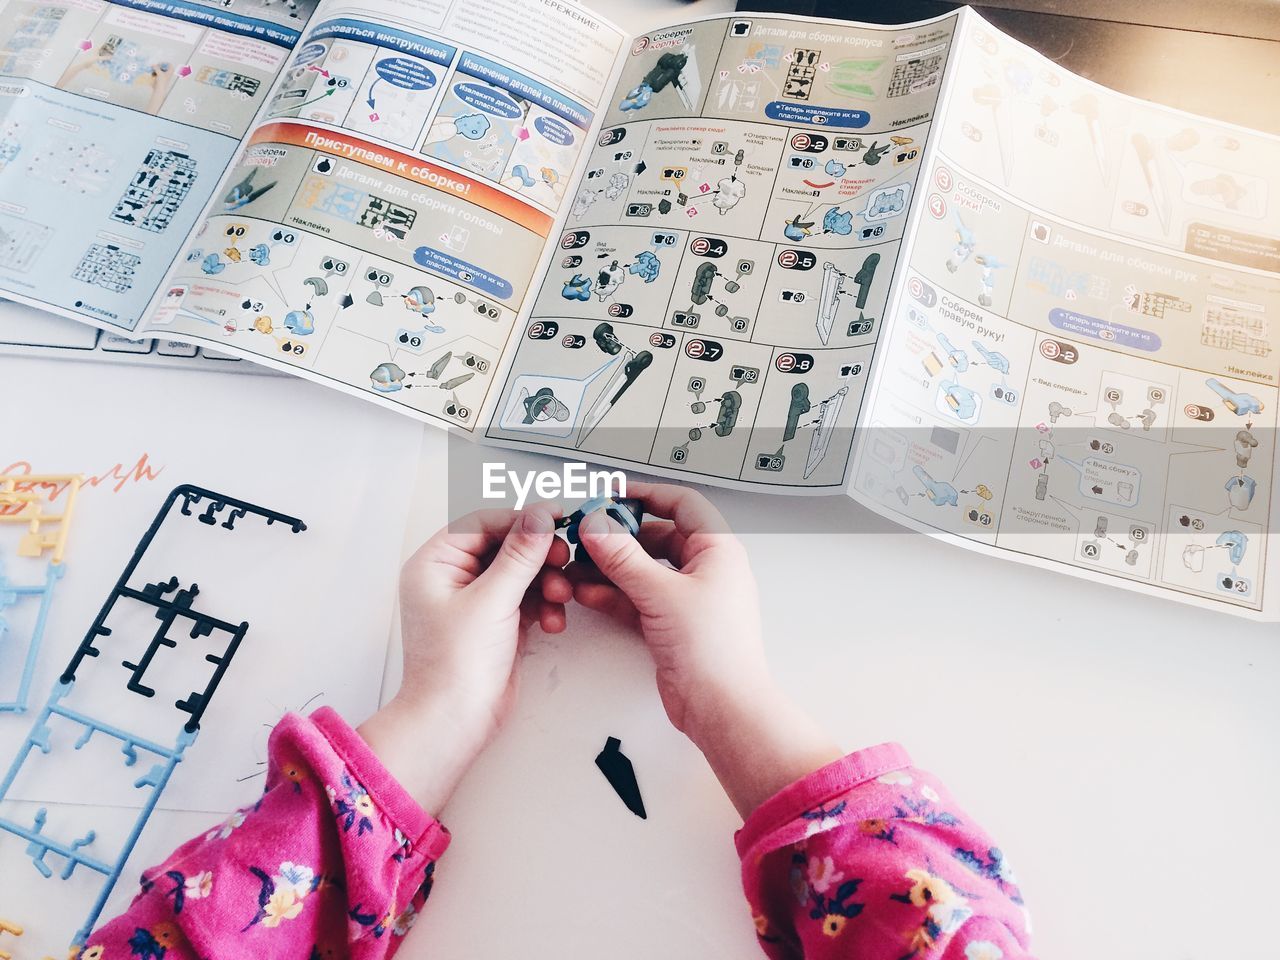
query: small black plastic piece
[{"left": 595, "top": 736, "right": 646, "bottom": 819}]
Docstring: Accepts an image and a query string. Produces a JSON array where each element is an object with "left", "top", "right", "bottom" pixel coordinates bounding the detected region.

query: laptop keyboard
[{"left": 0, "top": 300, "right": 270, "bottom": 374}]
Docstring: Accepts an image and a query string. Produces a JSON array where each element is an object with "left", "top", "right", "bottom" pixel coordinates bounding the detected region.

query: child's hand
[
  {"left": 361, "top": 504, "right": 571, "bottom": 812},
  {"left": 569, "top": 482, "right": 842, "bottom": 818},
  {"left": 399, "top": 503, "right": 572, "bottom": 727},
  {"left": 567, "top": 482, "right": 771, "bottom": 736}
]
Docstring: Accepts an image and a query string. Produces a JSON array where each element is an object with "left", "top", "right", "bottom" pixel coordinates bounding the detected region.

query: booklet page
[
  {"left": 144, "top": 0, "right": 624, "bottom": 433},
  {"left": 0, "top": 0, "right": 309, "bottom": 330},
  {"left": 485, "top": 11, "right": 961, "bottom": 490},
  {"left": 851, "top": 10, "right": 1280, "bottom": 615}
]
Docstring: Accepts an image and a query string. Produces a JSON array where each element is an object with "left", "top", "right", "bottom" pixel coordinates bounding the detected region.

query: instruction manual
[{"left": 2, "top": 4, "right": 1278, "bottom": 618}]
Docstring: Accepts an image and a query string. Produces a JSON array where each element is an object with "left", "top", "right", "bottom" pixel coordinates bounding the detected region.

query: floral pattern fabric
[
  {"left": 85, "top": 708, "right": 449, "bottom": 960},
  {"left": 88, "top": 719, "right": 1031, "bottom": 960},
  {"left": 737, "top": 742, "right": 1034, "bottom": 959}
]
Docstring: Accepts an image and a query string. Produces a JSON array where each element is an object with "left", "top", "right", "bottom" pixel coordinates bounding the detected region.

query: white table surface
[{"left": 4, "top": 2, "right": 1278, "bottom": 959}]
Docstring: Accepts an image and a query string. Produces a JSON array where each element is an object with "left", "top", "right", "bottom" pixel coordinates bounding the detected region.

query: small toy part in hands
[{"left": 557, "top": 495, "right": 644, "bottom": 571}]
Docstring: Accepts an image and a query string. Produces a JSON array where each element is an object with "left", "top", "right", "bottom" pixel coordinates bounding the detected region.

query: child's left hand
[{"left": 360, "top": 504, "right": 571, "bottom": 812}]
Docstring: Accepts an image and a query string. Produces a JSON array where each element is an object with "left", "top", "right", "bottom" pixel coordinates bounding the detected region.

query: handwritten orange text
[{"left": 1, "top": 454, "right": 165, "bottom": 510}]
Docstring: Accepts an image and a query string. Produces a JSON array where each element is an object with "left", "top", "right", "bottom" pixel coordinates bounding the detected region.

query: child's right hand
[
  {"left": 570, "top": 482, "right": 842, "bottom": 817},
  {"left": 569, "top": 481, "right": 771, "bottom": 737}
]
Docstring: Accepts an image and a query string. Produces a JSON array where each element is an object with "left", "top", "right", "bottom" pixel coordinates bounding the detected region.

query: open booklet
[{"left": 3, "top": 2, "right": 1279, "bottom": 617}]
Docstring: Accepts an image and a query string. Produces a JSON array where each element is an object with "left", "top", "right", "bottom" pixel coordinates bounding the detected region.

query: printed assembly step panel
[
  {"left": 493, "top": 314, "right": 874, "bottom": 486},
  {"left": 858, "top": 278, "right": 1276, "bottom": 609},
  {"left": 260, "top": 19, "right": 595, "bottom": 218},
  {"left": 489, "top": 138, "right": 903, "bottom": 487},
  {"left": 0, "top": 0, "right": 306, "bottom": 329},
  {"left": 852, "top": 13, "right": 1280, "bottom": 610},
  {"left": 144, "top": 7, "right": 618, "bottom": 431},
  {"left": 152, "top": 123, "right": 553, "bottom": 431},
  {"left": 855, "top": 157, "right": 1279, "bottom": 609},
  {"left": 939, "top": 15, "right": 1280, "bottom": 276},
  {"left": 489, "top": 13, "right": 959, "bottom": 486}
]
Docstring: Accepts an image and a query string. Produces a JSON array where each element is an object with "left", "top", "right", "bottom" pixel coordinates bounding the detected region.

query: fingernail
[
  {"left": 580, "top": 511, "right": 612, "bottom": 537},
  {"left": 521, "top": 509, "right": 552, "bottom": 534}
]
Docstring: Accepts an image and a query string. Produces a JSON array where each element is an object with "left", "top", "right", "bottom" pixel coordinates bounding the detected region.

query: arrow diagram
[{"left": 296, "top": 87, "right": 337, "bottom": 110}]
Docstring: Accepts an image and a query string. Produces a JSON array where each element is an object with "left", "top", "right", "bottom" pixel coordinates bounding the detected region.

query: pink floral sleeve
[
  {"left": 84, "top": 707, "right": 449, "bottom": 960},
  {"left": 737, "top": 743, "right": 1034, "bottom": 960}
]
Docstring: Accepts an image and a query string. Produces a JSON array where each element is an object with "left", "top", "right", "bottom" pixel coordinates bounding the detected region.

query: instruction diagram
[
  {"left": 551, "top": 225, "right": 676, "bottom": 316},
  {"left": 494, "top": 14, "right": 958, "bottom": 487},
  {"left": 498, "top": 318, "right": 661, "bottom": 453},
  {"left": 860, "top": 247, "right": 1277, "bottom": 609},
  {"left": 269, "top": 20, "right": 455, "bottom": 154},
  {"left": 110, "top": 149, "right": 199, "bottom": 234},
  {"left": 765, "top": 127, "right": 923, "bottom": 251},
  {"left": 756, "top": 243, "right": 890, "bottom": 350},
  {"left": 161, "top": 212, "right": 504, "bottom": 427},
  {"left": 854, "top": 270, "right": 1030, "bottom": 539},
  {"left": 618, "top": 44, "right": 701, "bottom": 115},
  {"left": 9, "top": 2, "right": 1279, "bottom": 612},
  {"left": 703, "top": 15, "right": 954, "bottom": 128},
  {"left": 657, "top": 343, "right": 769, "bottom": 475},
  {"left": 1006, "top": 342, "right": 1274, "bottom": 604},
  {"left": 750, "top": 353, "right": 868, "bottom": 482},
  {"left": 153, "top": 114, "right": 559, "bottom": 429},
  {"left": 604, "top": 22, "right": 720, "bottom": 125},
  {"left": 939, "top": 13, "right": 1279, "bottom": 275},
  {"left": 0, "top": 56, "right": 241, "bottom": 328},
  {"left": 422, "top": 52, "right": 593, "bottom": 212},
  {"left": 568, "top": 118, "right": 785, "bottom": 238}
]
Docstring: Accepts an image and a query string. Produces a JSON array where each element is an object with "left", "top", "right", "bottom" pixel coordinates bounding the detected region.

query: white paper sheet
[{"left": 0, "top": 357, "right": 421, "bottom": 814}]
